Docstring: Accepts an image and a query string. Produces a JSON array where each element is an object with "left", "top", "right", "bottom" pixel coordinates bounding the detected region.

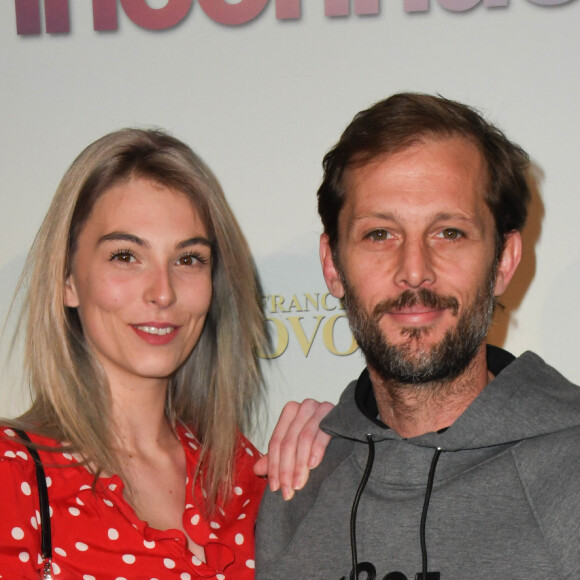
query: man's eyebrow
[
  {"left": 431, "top": 212, "right": 476, "bottom": 223},
  {"left": 353, "top": 211, "right": 475, "bottom": 221},
  {"left": 352, "top": 211, "right": 396, "bottom": 222}
]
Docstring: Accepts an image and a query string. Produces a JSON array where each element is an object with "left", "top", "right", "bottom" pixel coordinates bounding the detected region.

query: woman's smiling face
[{"left": 64, "top": 177, "right": 213, "bottom": 389}]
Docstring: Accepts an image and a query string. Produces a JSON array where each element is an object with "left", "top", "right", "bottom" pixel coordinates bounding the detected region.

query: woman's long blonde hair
[{"left": 7, "top": 128, "right": 268, "bottom": 511}]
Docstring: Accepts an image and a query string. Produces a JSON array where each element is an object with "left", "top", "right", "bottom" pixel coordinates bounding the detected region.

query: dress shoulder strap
[{"left": 13, "top": 429, "right": 53, "bottom": 579}]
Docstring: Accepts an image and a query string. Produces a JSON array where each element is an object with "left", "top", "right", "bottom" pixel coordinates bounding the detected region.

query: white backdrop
[{"left": 1, "top": 0, "right": 579, "bottom": 447}]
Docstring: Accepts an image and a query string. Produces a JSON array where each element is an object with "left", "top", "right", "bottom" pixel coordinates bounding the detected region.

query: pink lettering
[
  {"left": 197, "top": 0, "right": 269, "bottom": 26},
  {"left": 93, "top": 0, "right": 118, "bottom": 31},
  {"left": 355, "top": 0, "right": 380, "bottom": 14},
  {"left": 437, "top": 0, "right": 480, "bottom": 9},
  {"left": 14, "top": 0, "right": 569, "bottom": 35},
  {"left": 404, "top": 0, "right": 429, "bottom": 11},
  {"left": 15, "top": 0, "right": 41, "bottom": 35},
  {"left": 276, "top": 0, "right": 301, "bottom": 19},
  {"left": 405, "top": 0, "right": 510, "bottom": 11},
  {"left": 45, "top": 0, "right": 69, "bottom": 33},
  {"left": 120, "top": 0, "right": 192, "bottom": 30},
  {"left": 325, "top": 0, "right": 349, "bottom": 16},
  {"left": 15, "top": 0, "right": 70, "bottom": 34},
  {"left": 526, "top": 0, "right": 573, "bottom": 5}
]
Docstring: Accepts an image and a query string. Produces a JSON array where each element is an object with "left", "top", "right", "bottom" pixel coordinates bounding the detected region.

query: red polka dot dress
[{"left": 0, "top": 427, "right": 266, "bottom": 579}]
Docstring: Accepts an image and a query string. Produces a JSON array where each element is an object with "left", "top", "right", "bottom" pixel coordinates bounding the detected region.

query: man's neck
[{"left": 369, "top": 345, "right": 490, "bottom": 438}]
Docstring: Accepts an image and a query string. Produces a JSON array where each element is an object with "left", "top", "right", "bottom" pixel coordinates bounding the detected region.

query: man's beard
[{"left": 342, "top": 267, "right": 496, "bottom": 385}]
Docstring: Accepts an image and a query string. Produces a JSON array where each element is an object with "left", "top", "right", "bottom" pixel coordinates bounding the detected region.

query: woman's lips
[{"left": 131, "top": 323, "right": 180, "bottom": 345}]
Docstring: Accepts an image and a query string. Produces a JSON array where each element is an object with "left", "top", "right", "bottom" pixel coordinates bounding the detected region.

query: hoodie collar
[
  {"left": 355, "top": 344, "right": 515, "bottom": 428},
  {"left": 322, "top": 346, "right": 580, "bottom": 450}
]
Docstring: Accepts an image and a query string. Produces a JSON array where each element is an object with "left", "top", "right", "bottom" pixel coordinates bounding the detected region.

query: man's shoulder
[
  {"left": 513, "top": 424, "right": 580, "bottom": 481},
  {"left": 509, "top": 425, "right": 580, "bottom": 575}
]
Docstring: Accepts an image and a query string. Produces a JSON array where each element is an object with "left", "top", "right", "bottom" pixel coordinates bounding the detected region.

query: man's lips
[{"left": 387, "top": 307, "right": 446, "bottom": 326}]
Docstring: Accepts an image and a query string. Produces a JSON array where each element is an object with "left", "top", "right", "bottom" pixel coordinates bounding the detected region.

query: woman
[{"left": 0, "top": 128, "right": 330, "bottom": 579}]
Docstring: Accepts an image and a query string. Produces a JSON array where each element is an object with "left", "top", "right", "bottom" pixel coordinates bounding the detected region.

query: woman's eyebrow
[
  {"left": 97, "top": 232, "right": 147, "bottom": 247},
  {"left": 176, "top": 237, "right": 212, "bottom": 250},
  {"left": 97, "top": 232, "right": 212, "bottom": 250}
]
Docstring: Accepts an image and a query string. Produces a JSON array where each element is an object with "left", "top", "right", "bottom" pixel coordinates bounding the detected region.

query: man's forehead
[
  {"left": 337, "top": 136, "right": 493, "bottom": 234},
  {"left": 343, "top": 136, "right": 487, "bottom": 199}
]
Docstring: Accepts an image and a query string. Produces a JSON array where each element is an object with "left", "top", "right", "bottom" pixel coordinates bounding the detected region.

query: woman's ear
[
  {"left": 320, "top": 234, "right": 345, "bottom": 299},
  {"left": 64, "top": 275, "right": 80, "bottom": 308},
  {"left": 494, "top": 231, "right": 522, "bottom": 297}
]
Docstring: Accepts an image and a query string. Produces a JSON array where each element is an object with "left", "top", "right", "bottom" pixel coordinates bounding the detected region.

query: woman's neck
[{"left": 109, "top": 375, "right": 174, "bottom": 455}]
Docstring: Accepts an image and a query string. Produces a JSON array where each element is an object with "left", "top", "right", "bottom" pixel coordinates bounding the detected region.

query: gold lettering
[
  {"left": 261, "top": 295, "right": 269, "bottom": 313},
  {"left": 321, "top": 292, "right": 342, "bottom": 312},
  {"left": 304, "top": 293, "right": 320, "bottom": 311},
  {"left": 287, "top": 295, "right": 304, "bottom": 312},
  {"left": 323, "top": 314, "right": 358, "bottom": 356},
  {"left": 271, "top": 294, "right": 287, "bottom": 313},
  {"left": 259, "top": 318, "right": 290, "bottom": 359},
  {"left": 287, "top": 315, "right": 325, "bottom": 357}
]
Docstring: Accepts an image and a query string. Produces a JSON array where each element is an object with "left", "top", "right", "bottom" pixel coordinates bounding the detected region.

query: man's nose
[{"left": 393, "top": 238, "right": 435, "bottom": 289}]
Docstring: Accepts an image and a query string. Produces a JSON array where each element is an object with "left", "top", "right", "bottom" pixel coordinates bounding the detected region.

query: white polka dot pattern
[{"left": 0, "top": 427, "right": 264, "bottom": 578}]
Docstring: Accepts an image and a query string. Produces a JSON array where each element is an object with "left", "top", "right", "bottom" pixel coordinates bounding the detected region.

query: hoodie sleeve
[{"left": 511, "top": 424, "right": 580, "bottom": 579}]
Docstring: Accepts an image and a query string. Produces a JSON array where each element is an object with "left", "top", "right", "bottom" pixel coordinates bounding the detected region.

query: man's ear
[
  {"left": 320, "top": 234, "right": 345, "bottom": 299},
  {"left": 64, "top": 275, "right": 80, "bottom": 308},
  {"left": 494, "top": 231, "right": 522, "bottom": 297}
]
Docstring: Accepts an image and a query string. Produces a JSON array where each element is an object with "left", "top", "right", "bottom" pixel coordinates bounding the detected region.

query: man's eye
[
  {"left": 366, "top": 229, "right": 391, "bottom": 241},
  {"left": 438, "top": 228, "right": 463, "bottom": 240},
  {"left": 109, "top": 250, "right": 136, "bottom": 263}
]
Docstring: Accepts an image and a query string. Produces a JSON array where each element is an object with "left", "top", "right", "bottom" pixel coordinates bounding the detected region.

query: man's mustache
[{"left": 373, "top": 288, "right": 459, "bottom": 321}]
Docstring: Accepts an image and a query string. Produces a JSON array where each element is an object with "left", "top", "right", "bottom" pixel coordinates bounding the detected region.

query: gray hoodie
[{"left": 256, "top": 347, "right": 580, "bottom": 579}]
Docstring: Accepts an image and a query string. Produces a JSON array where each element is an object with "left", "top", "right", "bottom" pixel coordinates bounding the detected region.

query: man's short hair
[{"left": 317, "top": 93, "right": 531, "bottom": 258}]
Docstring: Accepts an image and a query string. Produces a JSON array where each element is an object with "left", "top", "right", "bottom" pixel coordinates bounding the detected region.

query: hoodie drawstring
[
  {"left": 348, "top": 434, "right": 375, "bottom": 580},
  {"left": 344, "top": 441, "right": 442, "bottom": 580},
  {"left": 419, "top": 447, "right": 442, "bottom": 580}
]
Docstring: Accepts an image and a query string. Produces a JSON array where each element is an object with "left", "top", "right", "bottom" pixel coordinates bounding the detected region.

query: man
[{"left": 256, "top": 93, "right": 580, "bottom": 579}]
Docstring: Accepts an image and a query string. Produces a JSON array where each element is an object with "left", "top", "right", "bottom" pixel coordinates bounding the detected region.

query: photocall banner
[{"left": 1, "top": 0, "right": 579, "bottom": 445}]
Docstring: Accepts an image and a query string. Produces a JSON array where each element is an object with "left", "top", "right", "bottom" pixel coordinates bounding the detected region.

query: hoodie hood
[
  {"left": 321, "top": 347, "right": 580, "bottom": 451},
  {"left": 256, "top": 347, "right": 580, "bottom": 579}
]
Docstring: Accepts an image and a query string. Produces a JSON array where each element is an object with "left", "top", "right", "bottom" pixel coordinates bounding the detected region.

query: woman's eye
[
  {"left": 366, "top": 229, "right": 392, "bottom": 241},
  {"left": 438, "top": 228, "right": 463, "bottom": 240},
  {"left": 109, "top": 250, "right": 136, "bottom": 263},
  {"left": 176, "top": 252, "right": 208, "bottom": 267}
]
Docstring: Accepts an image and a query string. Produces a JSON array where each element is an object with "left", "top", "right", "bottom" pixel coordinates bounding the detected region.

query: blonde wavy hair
[{"left": 6, "top": 128, "right": 268, "bottom": 511}]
